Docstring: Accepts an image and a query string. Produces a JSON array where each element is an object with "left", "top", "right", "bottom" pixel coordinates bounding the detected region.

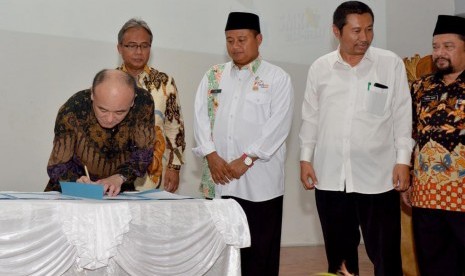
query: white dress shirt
[
  {"left": 299, "top": 47, "right": 414, "bottom": 194},
  {"left": 193, "top": 59, "right": 294, "bottom": 201}
]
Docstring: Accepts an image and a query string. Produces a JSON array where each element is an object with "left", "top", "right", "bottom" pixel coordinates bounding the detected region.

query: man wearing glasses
[{"left": 117, "top": 18, "right": 185, "bottom": 193}]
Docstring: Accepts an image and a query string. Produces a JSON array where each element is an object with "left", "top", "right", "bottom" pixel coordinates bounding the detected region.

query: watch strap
[{"left": 241, "top": 153, "right": 254, "bottom": 166}]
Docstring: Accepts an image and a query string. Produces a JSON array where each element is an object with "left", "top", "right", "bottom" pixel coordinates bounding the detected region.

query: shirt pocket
[
  {"left": 242, "top": 93, "right": 272, "bottom": 124},
  {"left": 364, "top": 87, "right": 388, "bottom": 116}
]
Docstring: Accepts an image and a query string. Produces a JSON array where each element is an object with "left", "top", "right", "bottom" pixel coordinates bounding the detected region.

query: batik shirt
[
  {"left": 45, "top": 88, "right": 155, "bottom": 192},
  {"left": 411, "top": 71, "right": 465, "bottom": 212},
  {"left": 118, "top": 65, "right": 185, "bottom": 189}
]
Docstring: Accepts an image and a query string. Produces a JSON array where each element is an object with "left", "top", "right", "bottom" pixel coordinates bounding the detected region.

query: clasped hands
[
  {"left": 206, "top": 152, "right": 250, "bottom": 184},
  {"left": 76, "top": 174, "right": 124, "bottom": 197}
]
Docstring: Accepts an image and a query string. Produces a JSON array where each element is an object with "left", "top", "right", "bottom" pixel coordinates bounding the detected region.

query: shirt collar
[
  {"left": 231, "top": 57, "right": 262, "bottom": 75},
  {"left": 458, "top": 70, "right": 465, "bottom": 82},
  {"left": 120, "top": 64, "right": 151, "bottom": 77},
  {"left": 331, "top": 45, "right": 374, "bottom": 68},
  {"left": 433, "top": 69, "right": 465, "bottom": 84}
]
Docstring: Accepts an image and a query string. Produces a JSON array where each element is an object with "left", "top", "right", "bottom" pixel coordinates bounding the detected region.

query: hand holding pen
[{"left": 76, "top": 165, "right": 94, "bottom": 184}]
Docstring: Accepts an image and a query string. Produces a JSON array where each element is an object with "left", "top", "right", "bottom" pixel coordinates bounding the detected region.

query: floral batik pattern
[
  {"left": 200, "top": 64, "right": 225, "bottom": 198},
  {"left": 45, "top": 89, "right": 155, "bottom": 192},
  {"left": 411, "top": 72, "right": 465, "bottom": 211},
  {"left": 118, "top": 65, "right": 185, "bottom": 188}
]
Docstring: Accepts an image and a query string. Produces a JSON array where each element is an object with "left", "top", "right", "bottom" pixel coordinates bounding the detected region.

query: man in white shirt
[
  {"left": 299, "top": 1, "right": 413, "bottom": 275},
  {"left": 193, "top": 12, "right": 294, "bottom": 276}
]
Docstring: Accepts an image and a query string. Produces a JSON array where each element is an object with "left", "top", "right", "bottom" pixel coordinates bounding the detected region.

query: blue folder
[{"left": 60, "top": 182, "right": 104, "bottom": 200}]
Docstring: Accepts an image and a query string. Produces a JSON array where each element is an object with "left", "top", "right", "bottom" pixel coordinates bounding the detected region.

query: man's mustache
[{"left": 433, "top": 57, "right": 450, "bottom": 63}]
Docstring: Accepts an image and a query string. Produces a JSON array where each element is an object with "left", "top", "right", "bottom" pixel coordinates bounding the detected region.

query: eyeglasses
[{"left": 122, "top": 43, "right": 151, "bottom": 51}]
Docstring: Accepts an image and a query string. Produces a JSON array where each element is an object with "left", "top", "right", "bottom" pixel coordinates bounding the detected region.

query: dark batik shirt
[
  {"left": 45, "top": 88, "right": 155, "bottom": 192},
  {"left": 411, "top": 70, "right": 465, "bottom": 212},
  {"left": 117, "top": 65, "right": 185, "bottom": 189}
]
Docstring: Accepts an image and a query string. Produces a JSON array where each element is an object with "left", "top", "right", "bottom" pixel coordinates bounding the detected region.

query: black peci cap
[
  {"left": 225, "top": 12, "right": 261, "bottom": 33},
  {"left": 433, "top": 15, "right": 465, "bottom": 36}
]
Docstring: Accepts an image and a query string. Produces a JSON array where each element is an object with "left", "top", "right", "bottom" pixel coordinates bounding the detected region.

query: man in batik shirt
[
  {"left": 408, "top": 15, "right": 465, "bottom": 276},
  {"left": 117, "top": 18, "right": 185, "bottom": 192},
  {"left": 45, "top": 69, "right": 155, "bottom": 196}
]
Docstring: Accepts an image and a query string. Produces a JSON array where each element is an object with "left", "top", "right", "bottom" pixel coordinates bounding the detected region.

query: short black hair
[{"left": 333, "top": 1, "right": 374, "bottom": 32}]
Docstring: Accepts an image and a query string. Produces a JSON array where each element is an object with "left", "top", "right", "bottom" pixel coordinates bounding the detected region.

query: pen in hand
[{"left": 84, "top": 165, "right": 91, "bottom": 180}]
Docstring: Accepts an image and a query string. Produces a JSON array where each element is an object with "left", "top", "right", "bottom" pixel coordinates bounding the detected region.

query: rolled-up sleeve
[{"left": 245, "top": 73, "right": 294, "bottom": 161}]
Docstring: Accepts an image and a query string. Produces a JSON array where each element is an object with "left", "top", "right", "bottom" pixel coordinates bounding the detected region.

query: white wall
[
  {"left": 456, "top": 0, "right": 465, "bottom": 15},
  {"left": 0, "top": 0, "right": 455, "bottom": 247},
  {"left": 386, "top": 0, "right": 455, "bottom": 58}
]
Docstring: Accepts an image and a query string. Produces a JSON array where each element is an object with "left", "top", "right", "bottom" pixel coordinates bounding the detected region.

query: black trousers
[
  {"left": 222, "top": 196, "right": 283, "bottom": 276},
  {"left": 412, "top": 207, "right": 465, "bottom": 276},
  {"left": 315, "top": 189, "right": 402, "bottom": 276}
]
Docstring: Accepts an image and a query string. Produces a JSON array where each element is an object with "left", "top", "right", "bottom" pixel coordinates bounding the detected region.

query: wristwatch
[
  {"left": 118, "top": 174, "right": 127, "bottom": 183},
  {"left": 241, "top": 153, "right": 254, "bottom": 167}
]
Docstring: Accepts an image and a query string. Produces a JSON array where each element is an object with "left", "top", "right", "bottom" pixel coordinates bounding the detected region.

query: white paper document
[
  {"left": 0, "top": 191, "right": 77, "bottom": 200},
  {"left": 0, "top": 189, "right": 195, "bottom": 200},
  {"left": 135, "top": 190, "right": 195, "bottom": 200}
]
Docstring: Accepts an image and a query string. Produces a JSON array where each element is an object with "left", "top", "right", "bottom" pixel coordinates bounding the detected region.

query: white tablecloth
[{"left": 0, "top": 198, "right": 250, "bottom": 276}]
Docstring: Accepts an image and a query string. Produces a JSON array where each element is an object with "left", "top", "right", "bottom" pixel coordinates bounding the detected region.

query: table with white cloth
[{"left": 0, "top": 198, "right": 250, "bottom": 276}]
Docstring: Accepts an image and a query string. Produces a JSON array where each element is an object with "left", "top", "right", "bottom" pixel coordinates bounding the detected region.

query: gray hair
[{"left": 117, "top": 18, "right": 153, "bottom": 44}]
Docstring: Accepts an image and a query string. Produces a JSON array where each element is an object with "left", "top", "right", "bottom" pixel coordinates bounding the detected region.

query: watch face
[{"left": 244, "top": 156, "right": 253, "bottom": 166}]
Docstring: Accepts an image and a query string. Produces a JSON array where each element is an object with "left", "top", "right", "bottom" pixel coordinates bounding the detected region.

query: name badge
[
  {"left": 210, "top": 89, "right": 222, "bottom": 94},
  {"left": 421, "top": 94, "right": 438, "bottom": 104}
]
